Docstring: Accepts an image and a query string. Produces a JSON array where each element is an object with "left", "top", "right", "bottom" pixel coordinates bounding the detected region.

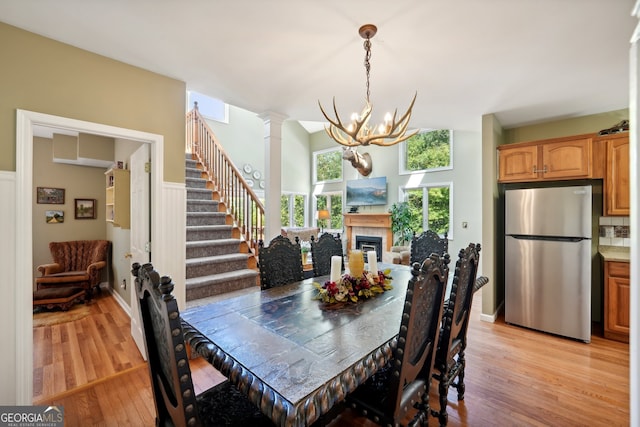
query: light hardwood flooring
[{"left": 35, "top": 290, "right": 630, "bottom": 426}]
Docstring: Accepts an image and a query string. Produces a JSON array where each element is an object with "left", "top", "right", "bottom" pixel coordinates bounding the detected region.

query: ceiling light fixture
[{"left": 319, "top": 24, "right": 417, "bottom": 147}]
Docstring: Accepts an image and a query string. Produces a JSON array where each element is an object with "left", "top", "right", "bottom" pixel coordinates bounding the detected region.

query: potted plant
[{"left": 389, "top": 202, "right": 414, "bottom": 246}]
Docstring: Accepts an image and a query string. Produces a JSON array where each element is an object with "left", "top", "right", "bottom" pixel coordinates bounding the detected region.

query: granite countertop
[{"left": 599, "top": 246, "right": 630, "bottom": 262}]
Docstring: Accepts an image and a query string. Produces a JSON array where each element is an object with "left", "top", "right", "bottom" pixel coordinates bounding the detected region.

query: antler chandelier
[{"left": 319, "top": 24, "right": 417, "bottom": 147}]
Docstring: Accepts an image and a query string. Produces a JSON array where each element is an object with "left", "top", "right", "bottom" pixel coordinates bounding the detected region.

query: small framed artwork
[
  {"left": 37, "top": 187, "right": 65, "bottom": 204},
  {"left": 45, "top": 210, "right": 64, "bottom": 224},
  {"left": 75, "top": 199, "right": 97, "bottom": 219}
]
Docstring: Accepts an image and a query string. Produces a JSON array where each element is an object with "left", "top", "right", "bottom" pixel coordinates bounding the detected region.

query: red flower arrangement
[{"left": 313, "top": 269, "right": 393, "bottom": 304}]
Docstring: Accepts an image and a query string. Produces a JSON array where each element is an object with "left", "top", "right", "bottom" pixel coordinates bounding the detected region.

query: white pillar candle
[
  {"left": 330, "top": 256, "right": 342, "bottom": 283},
  {"left": 368, "top": 251, "right": 378, "bottom": 274}
]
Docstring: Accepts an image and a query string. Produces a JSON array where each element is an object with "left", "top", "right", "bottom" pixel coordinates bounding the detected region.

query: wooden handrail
[{"left": 186, "top": 104, "right": 265, "bottom": 256}]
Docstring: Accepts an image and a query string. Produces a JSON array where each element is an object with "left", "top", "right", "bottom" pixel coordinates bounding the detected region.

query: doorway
[{"left": 16, "top": 109, "right": 166, "bottom": 404}]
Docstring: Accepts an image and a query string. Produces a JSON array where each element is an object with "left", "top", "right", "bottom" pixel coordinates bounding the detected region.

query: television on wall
[{"left": 346, "top": 176, "right": 387, "bottom": 206}]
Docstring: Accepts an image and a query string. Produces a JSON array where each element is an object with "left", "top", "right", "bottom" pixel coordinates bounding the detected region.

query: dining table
[{"left": 181, "top": 263, "right": 414, "bottom": 427}]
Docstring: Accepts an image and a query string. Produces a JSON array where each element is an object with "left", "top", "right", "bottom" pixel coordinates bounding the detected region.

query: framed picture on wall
[
  {"left": 37, "top": 187, "right": 65, "bottom": 204},
  {"left": 75, "top": 199, "right": 96, "bottom": 219},
  {"left": 45, "top": 210, "right": 64, "bottom": 223}
]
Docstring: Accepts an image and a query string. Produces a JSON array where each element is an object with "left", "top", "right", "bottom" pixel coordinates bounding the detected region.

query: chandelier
[{"left": 319, "top": 24, "right": 417, "bottom": 147}]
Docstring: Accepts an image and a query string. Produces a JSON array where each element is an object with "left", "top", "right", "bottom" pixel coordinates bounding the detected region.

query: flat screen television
[{"left": 346, "top": 176, "right": 387, "bottom": 206}]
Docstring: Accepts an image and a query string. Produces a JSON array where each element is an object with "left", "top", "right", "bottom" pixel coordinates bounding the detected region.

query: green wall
[
  {"left": 0, "top": 22, "right": 186, "bottom": 182},
  {"left": 503, "top": 109, "right": 628, "bottom": 144},
  {"left": 0, "top": 21, "right": 187, "bottom": 405}
]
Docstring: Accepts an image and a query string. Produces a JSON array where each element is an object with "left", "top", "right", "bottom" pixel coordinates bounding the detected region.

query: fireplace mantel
[{"left": 344, "top": 213, "right": 393, "bottom": 254}]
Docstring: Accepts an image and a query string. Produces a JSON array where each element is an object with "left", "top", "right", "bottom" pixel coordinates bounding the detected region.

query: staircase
[{"left": 185, "top": 154, "right": 259, "bottom": 301}]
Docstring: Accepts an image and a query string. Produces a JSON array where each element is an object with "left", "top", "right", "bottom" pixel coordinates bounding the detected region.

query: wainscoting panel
[{"left": 0, "top": 171, "right": 17, "bottom": 404}]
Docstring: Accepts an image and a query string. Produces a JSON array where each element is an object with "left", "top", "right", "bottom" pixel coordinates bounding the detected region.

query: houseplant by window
[{"left": 389, "top": 202, "right": 414, "bottom": 246}]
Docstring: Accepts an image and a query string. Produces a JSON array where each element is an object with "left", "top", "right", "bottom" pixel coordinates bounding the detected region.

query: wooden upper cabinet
[
  {"left": 498, "top": 135, "right": 593, "bottom": 183},
  {"left": 603, "top": 133, "right": 629, "bottom": 216},
  {"left": 541, "top": 138, "right": 591, "bottom": 179},
  {"left": 498, "top": 145, "right": 538, "bottom": 182}
]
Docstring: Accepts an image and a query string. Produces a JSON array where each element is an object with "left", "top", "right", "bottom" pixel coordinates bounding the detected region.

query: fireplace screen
[{"left": 355, "top": 235, "right": 383, "bottom": 262}]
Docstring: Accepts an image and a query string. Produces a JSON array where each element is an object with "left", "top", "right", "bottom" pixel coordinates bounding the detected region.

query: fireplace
[
  {"left": 343, "top": 213, "right": 393, "bottom": 256},
  {"left": 355, "top": 236, "right": 383, "bottom": 262}
]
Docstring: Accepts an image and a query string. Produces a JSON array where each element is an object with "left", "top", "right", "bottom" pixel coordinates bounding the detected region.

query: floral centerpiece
[{"left": 313, "top": 269, "right": 393, "bottom": 304}]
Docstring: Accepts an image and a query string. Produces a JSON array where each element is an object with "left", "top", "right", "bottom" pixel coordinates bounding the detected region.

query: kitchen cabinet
[
  {"left": 105, "top": 168, "right": 130, "bottom": 229},
  {"left": 601, "top": 133, "right": 629, "bottom": 216},
  {"left": 604, "top": 260, "right": 630, "bottom": 342},
  {"left": 498, "top": 135, "right": 593, "bottom": 183}
]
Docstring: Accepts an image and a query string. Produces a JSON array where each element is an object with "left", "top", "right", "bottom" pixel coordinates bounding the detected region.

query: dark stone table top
[{"left": 181, "top": 263, "right": 412, "bottom": 426}]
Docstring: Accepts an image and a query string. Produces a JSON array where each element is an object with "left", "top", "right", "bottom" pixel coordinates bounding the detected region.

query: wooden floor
[{"left": 35, "top": 290, "right": 630, "bottom": 426}]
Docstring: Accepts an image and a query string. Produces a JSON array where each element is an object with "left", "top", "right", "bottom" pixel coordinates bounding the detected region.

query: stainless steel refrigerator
[{"left": 504, "top": 185, "right": 594, "bottom": 342}]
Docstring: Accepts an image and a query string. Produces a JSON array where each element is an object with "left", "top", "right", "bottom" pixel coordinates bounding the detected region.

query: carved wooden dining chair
[
  {"left": 410, "top": 230, "right": 448, "bottom": 265},
  {"left": 310, "top": 233, "right": 343, "bottom": 277},
  {"left": 132, "top": 262, "right": 274, "bottom": 427},
  {"left": 431, "top": 243, "right": 488, "bottom": 427},
  {"left": 345, "top": 253, "right": 450, "bottom": 427},
  {"left": 258, "top": 235, "right": 304, "bottom": 290}
]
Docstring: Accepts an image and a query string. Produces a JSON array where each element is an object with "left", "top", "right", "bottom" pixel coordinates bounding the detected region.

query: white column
[{"left": 259, "top": 111, "right": 288, "bottom": 242}]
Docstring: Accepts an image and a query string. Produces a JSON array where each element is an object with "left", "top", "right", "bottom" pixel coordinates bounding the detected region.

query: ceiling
[{"left": 1, "top": 1, "right": 636, "bottom": 133}]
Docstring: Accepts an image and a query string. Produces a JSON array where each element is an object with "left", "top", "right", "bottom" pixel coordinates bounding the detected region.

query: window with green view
[
  {"left": 281, "top": 193, "right": 307, "bottom": 227},
  {"left": 403, "top": 184, "right": 451, "bottom": 237},
  {"left": 315, "top": 192, "right": 343, "bottom": 231},
  {"left": 402, "top": 129, "right": 452, "bottom": 173},
  {"left": 313, "top": 148, "right": 343, "bottom": 183}
]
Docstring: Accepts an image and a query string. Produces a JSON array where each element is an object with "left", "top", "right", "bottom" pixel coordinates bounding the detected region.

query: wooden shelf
[{"left": 105, "top": 168, "right": 130, "bottom": 229}]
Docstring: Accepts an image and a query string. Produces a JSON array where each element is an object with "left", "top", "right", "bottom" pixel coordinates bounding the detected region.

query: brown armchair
[{"left": 35, "top": 240, "right": 110, "bottom": 301}]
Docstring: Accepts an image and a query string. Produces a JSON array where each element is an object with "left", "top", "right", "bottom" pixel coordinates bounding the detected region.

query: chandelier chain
[
  {"left": 363, "top": 38, "right": 372, "bottom": 104},
  {"left": 317, "top": 23, "right": 417, "bottom": 149}
]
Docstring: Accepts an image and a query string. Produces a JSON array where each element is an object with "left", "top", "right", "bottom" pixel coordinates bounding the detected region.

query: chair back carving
[
  {"left": 258, "top": 235, "right": 304, "bottom": 290},
  {"left": 410, "top": 230, "right": 448, "bottom": 265},
  {"left": 347, "top": 254, "right": 449, "bottom": 426},
  {"left": 432, "top": 242, "right": 483, "bottom": 426},
  {"left": 133, "top": 262, "right": 201, "bottom": 427},
  {"left": 387, "top": 254, "right": 449, "bottom": 422},
  {"left": 442, "top": 243, "right": 480, "bottom": 350},
  {"left": 310, "top": 233, "right": 343, "bottom": 277}
]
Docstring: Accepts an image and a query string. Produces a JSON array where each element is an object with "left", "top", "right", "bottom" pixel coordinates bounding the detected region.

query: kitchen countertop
[{"left": 599, "top": 246, "right": 630, "bottom": 262}]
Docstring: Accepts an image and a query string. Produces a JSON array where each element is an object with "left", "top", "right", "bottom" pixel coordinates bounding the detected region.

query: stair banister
[{"left": 186, "top": 103, "right": 265, "bottom": 256}]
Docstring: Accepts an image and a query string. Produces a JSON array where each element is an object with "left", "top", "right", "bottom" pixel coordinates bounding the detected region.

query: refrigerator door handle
[{"left": 508, "top": 234, "right": 588, "bottom": 243}]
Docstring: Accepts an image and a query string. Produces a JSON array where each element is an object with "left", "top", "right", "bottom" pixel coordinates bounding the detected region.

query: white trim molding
[{"left": 14, "top": 109, "right": 170, "bottom": 404}]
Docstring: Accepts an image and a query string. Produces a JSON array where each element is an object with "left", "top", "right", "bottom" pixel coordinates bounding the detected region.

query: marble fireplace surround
[{"left": 344, "top": 213, "right": 393, "bottom": 256}]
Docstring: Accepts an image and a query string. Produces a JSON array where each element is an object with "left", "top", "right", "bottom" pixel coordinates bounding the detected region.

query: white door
[{"left": 129, "top": 143, "right": 150, "bottom": 357}]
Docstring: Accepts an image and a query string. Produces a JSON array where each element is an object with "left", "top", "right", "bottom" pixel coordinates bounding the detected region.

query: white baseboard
[
  {"left": 104, "top": 284, "right": 131, "bottom": 317},
  {"left": 479, "top": 300, "right": 504, "bottom": 323}
]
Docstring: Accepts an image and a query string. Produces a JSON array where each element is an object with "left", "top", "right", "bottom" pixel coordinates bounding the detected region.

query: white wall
[
  {"left": 307, "top": 129, "right": 484, "bottom": 253},
  {"left": 205, "top": 105, "right": 265, "bottom": 183}
]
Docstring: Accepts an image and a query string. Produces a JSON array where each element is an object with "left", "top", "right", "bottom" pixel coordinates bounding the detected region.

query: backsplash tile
[
  {"left": 598, "top": 217, "right": 630, "bottom": 247},
  {"left": 614, "top": 226, "right": 629, "bottom": 238}
]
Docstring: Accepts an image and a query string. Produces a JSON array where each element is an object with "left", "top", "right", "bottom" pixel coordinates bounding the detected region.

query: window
[
  {"left": 313, "top": 147, "right": 343, "bottom": 183},
  {"left": 400, "top": 129, "right": 453, "bottom": 174},
  {"left": 315, "top": 192, "right": 343, "bottom": 232},
  {"left": 281, "top": 193, "right": 307, "bottom": 227},
  {"left": 187, "top": 90, "right": 229, "bottom": 123},
  {"left": 401, "top": 183, "right": 452, "bottom": 238}
]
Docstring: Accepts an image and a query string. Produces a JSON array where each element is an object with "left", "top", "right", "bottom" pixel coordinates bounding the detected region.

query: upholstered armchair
[
  {"left": 280, "top": 227, "right": 319, "bottom": 244},
  {"left": 35, "top": 240, "right": 110, "bottom": 301},
  {"left": 385, "top": 245, "right": 411, "bottom": 265}
]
